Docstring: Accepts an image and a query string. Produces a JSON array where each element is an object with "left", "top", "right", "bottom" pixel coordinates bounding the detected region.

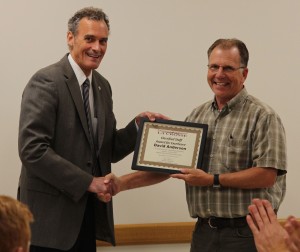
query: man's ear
[
  {"left": 67, "top": 31, "right": 74, "bottom": 50},
  {"left": 242, "top": 67, "right": 249, "bottom": 79}
]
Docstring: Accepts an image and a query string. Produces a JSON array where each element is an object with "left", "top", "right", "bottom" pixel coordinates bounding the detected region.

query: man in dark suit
[{"left": 18, "top": 7, "right": 167, "bottom": 252}]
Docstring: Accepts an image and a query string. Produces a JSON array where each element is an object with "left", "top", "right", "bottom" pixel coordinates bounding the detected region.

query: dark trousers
[
  {"left": 190, "top": 218, "right": 257, "bottom": 252},
  {"left": 30, "top": 195, "right": 96, "bottom": 252}
]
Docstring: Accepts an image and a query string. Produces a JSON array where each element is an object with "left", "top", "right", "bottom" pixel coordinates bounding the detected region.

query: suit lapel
[
  {"left": 60, "top": 56, "right": 92, "bottom": 146},
  {"left": 66, "top": 77, "right": 92, "bottom": 146}
]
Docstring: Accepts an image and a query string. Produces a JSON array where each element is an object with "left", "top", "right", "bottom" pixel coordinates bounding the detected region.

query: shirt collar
[
  {"left": 211, "top": 87, "right": 248, "bottom": 112},
  {"left": 68, "top": 54, "right": 92, "bottom": 85}
]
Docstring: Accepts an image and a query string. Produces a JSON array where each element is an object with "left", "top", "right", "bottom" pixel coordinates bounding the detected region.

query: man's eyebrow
[
  {"left": 84, "top": 35, "right": 108, "bottom": 41},
  {"left": 84, "top": 34, "right": 95, "bottom": 38}
]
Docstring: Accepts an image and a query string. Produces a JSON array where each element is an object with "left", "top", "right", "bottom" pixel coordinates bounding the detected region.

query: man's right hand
[
  {"left": 104, "top": 173, "right": 121, "bottom": 196},
  {"left": 88, "top": 177, "right": 113, "bottom": 202}
]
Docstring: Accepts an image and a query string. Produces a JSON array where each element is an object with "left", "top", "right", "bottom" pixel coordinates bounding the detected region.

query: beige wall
[
  {"left": 1, "top": 0, "right": 300, "bottom": 234},
  {"left": 97, "top": 244, "right": 189, "bottom": 252}
]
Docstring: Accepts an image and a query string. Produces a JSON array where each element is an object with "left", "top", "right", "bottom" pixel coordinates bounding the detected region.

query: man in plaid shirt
[
  {"left": 107, "top": 38, "right": 287, "bottom": 252},
  {"left": 171, "top": 38, "right": 287, "bottom": 252}
]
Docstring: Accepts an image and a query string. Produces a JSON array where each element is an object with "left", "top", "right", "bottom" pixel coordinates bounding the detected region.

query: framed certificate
[{"left": 132, "top": 118, "right": 208, "bottom": 174}]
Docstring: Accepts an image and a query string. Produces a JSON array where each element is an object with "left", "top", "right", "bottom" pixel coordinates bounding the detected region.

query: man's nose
[
  {"left": 92, "top": 41, "right": 101, "bottom": 51},
  {"left": 215, "top": 66, "right": 226, "bottom": 76}
]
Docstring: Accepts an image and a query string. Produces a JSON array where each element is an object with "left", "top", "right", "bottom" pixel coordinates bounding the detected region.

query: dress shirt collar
[
  {"left": 67, "top": 53, "right": 92, "bottom": 85},
  {"left": 211, "top": 87, "right": 248, "bottom": 112}
]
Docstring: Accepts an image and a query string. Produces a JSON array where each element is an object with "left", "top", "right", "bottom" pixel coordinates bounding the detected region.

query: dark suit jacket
[{"left": 18, "top": 54, "right": 137, "bottom": 250}]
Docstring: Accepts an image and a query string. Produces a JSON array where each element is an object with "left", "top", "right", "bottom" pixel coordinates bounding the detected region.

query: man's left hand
[{"left": 171, "top": 168, "right": 213, "bottom": 187}]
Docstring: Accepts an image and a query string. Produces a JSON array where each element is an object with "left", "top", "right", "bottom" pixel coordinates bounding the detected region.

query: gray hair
[{"left": 68, "top": 7, "right": 110, "bottom": 35}]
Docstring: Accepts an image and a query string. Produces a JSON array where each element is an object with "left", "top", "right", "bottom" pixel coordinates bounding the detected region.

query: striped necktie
[
  {"left": 82, "top": 78, "right": 93, "bottom": 139},
  {"left": 82, "top": 78, "right": 98, "bottom": 175}
]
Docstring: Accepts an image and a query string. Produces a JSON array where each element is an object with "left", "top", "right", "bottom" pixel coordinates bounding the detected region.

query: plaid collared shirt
[{"left": 185, "top": 88, "right": 287, "bottom": 218}]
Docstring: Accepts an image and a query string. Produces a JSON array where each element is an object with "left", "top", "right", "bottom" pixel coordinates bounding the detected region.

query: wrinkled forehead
[{"left": 208, "top": 47, "right": 241, "bottom": 65}]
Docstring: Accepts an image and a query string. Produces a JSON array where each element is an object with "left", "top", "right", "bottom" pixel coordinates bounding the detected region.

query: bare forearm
[
  {"left": 219, "top": 167, "right": 277, "bottom": 189},
  {"left": 120, "top": 171, "right": 169, "bottom": 191}
]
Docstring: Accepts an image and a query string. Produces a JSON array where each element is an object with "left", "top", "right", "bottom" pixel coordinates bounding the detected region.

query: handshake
[
  {"left": 87, "top": 173, "right": 121, "bottom": 202},
  {"left": 87, "top": 171, "right": 170, "bottom": 202}
]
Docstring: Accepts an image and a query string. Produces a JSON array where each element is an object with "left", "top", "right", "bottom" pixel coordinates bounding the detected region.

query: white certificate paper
[{"left": 132, "top": 119, "right": 208, "bottom": 174}]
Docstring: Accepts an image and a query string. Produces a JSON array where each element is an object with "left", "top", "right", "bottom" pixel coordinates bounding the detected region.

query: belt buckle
[{"left": 208, "top": 217, "right": 217, "bottom": 229}]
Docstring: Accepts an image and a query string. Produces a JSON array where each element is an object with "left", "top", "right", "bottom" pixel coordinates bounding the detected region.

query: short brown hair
[
  {"left": 207, "top": 38, "right": 249, "bottom": 67},
  {"left": 0, "top": 195, "right": 33, "bottom": 252}
]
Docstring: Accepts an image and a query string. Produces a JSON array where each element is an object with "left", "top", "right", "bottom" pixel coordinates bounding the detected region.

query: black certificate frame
[{"left": 131, "top": 118, "right": 208, "bottom": 174}]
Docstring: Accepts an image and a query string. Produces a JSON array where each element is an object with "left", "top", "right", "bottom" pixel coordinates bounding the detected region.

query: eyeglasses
[{"left": 207, "top": 64, "right": 245, "bottom": 73}]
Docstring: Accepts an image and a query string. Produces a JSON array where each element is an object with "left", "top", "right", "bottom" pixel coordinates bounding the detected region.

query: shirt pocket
[{"left": 220, "top": 135, "right": 251, "bottom": 171}]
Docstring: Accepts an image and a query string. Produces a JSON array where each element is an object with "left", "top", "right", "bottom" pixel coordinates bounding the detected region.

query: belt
[{"left": 197, "top": 216, "right": 248, "bottom": 229}]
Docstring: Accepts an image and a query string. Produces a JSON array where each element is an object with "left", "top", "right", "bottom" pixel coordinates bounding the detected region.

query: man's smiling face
[
  {"left": 207, "top": 46, "right": 248, "bottom": 106},
  {"left": 67, "top": 17, "right": 109, "bottom": 76}
]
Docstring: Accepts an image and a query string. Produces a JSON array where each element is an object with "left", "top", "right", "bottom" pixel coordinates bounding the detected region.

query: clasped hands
[
  {"left": 90, "top": 168, "right": 212, "bottom": 203},
  {"left": 88, "top": 174, "right": 120, "bottom": 202}
]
